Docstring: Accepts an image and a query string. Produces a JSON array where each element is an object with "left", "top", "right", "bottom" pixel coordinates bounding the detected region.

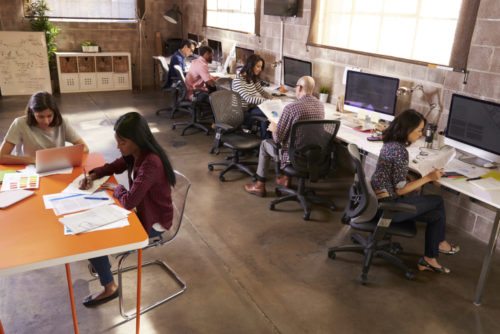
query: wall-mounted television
[
  {"left": 264, "top": 0, "right": 298, "bottom": 17},
  {"left": 344, "top": 70, "right": 399, "bottom": 122}
]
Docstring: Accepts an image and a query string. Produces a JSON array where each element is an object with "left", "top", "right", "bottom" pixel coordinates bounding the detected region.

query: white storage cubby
[{"left": 56, "top": 52, "right": 132, "bottom": 93}]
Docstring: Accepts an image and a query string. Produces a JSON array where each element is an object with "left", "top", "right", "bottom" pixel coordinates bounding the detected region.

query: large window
[
  {"left": 25, "top": 0, "right": 138, "bottom": 21},
  {"left": 308, "top": 0, "right": 480, "bottom": 70},
  {"left": 205, "top": 0, "right": 258, "bottom": 34}
]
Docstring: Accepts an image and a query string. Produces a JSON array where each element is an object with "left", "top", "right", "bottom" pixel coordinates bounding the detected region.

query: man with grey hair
[{"left": 244, "top": 76, "right": 325, "bottom": 197}]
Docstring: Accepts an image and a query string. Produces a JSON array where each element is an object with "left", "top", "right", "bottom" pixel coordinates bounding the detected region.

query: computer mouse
[{"left": 483, "top": 162, "right": 495, "bottom": 168}]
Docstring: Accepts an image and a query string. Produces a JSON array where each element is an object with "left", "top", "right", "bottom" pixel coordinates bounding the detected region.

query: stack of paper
[{"left": 59, "top": 204, "right": 130, "bottom": 235}]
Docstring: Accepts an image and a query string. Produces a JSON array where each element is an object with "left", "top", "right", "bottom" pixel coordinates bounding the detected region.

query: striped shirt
[
  {"left": 273, "top": 95, "right": 325, "bottom": 168},
  {"left": 231, "top": 75, "right": 272, "bottom": 110}
]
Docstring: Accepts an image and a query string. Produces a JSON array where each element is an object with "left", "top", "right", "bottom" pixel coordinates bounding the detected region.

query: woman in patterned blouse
[{"left": 371, "top": 109, "right": 459, "bottom": 274}]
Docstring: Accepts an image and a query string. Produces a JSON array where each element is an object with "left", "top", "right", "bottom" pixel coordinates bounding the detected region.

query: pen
[
  {"left": 466, "top": 177, "right": 481, "bottom": 182},
  {"left": 50, "top": 194, "right": 85, "bottom": 201},
  {"left": 83, "top": 196, "right": 109, "bottom": 200}
]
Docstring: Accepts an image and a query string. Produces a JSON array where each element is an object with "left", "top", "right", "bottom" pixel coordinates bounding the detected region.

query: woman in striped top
[{"left": 231, "top": 54, "right": 273, "bottom": 138}]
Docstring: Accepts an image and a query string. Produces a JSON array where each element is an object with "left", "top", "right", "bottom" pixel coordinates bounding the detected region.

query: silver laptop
[{"left": 35, "top": 144, "right": 84, "bottom": 173}]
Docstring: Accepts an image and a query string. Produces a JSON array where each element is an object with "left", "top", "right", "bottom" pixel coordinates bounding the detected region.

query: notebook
[
  {"left": 0, "top": 189, "right": 34, "bottom": 208},
  {"left": 35, "top": 144, "right": 84, "bottom": 173}
]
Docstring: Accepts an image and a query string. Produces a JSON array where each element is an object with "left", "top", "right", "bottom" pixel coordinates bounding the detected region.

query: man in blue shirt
[{"left": 165, "top": 39, "right": 196, "bottom": 88}]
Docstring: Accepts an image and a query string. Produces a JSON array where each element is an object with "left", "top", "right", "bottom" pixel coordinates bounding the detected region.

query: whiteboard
[{"left": 0, "top": 31, "right": 52, "bottom": 96}]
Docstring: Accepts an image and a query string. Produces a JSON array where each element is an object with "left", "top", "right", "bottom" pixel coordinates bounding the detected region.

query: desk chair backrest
[
  {"left": 345, "top": 143, "right": 378, "bottom": 224},
  {"left": 161, "top": 170, "right": 191, "bottom": 243},
  {"left": 215, "top": 77, "right": 233, "bottom": 91},
  {"left": 173, "top": 64, "right": 188, "bottom": 101},
  {"left": 157, "top": 56, "right": 170, "bottom": 78},
  {"left": 209, "top": 90, "right": 244, "bottom": 128},
  {"left": 288, "top": 120, "right": 340, "bottom": 182}
]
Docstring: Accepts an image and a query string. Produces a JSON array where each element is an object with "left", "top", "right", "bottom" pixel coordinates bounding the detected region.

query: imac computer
[
  {"left": 444, "top": 93, "right": 500, "bottom": 167},
  {"left": 235, "top": 46, "right": 254, "bottom": 68},
  {"left": 283, "top": 56, "right": 312, "bottom": 88},
  {"left": 344, "top": 70, "right": 399, "bottom": 122},
  {"left": 208, "top": 39, "right": 223, "bottom": 62}
]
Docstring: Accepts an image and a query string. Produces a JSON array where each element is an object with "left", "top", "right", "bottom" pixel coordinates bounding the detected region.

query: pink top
[{"left": 185, "top": 57, "right": 214, "bottom": 100}]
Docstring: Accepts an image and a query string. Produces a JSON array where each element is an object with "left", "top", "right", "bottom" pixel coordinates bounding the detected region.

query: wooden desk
[{"left": 0, "top": 154, "right": 149, "bottom": 333}]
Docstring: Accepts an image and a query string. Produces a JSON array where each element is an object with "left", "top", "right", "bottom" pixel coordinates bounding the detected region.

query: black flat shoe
[
  {"left": 439, "top": 243, "right": 460, "bottom": 255},
  {"left": 417, "top": 257, "right": 450, "bottom": 274},
  {"left": 83, "top": 289, "right": 119, "bottom": 307}
]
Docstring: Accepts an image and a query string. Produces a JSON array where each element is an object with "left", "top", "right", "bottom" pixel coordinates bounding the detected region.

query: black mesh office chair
[
  {"left": 154, "top": 57, "right": 191, "bottom": 119},
  {"left": 207, "top": 90, "right": 262, "bottom": 181},
  {"left": 269, "top": 119, "right": 340, "bottom": 220},
  {"left": 171, "top": 65, "right": 213, "bottom": 136},
  {"left": 327, "top": 144, "right": 418, "bottom": 284},
  {"left": 215, "top": 77, "right": 233, "bottom": 91}
]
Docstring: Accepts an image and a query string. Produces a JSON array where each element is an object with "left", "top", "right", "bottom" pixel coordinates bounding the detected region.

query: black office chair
[
  {"left": 269, "top": 119, "right": 340, "bottom": 220},
  {"left": 171, "top": 65, "right": 213, "bottom": 136},
  {"left": 207, "top": 90, "right": 262, "bottom": 181},
  {"left": 327, "top": 144, "right": 418, "bottom": 284},
  {"left": 154, "top": 57, "right": 190, "bottom": 119}
]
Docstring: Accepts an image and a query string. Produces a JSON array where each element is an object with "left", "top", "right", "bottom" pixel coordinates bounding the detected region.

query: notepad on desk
[
  {"left": 469, "top": 177, "right": 500, "bottom": 191},
  {"left": 62, "top": 174, "right": 110, "bottom": 195}
]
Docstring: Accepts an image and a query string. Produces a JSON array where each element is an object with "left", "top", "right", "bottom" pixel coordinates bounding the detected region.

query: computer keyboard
[{"left": 342, "top": 119, "right": 361, "bottom": 128}]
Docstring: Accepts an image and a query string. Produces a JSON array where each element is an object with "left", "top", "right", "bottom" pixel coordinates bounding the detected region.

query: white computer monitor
[
  {"left": 444, "top": 93, "right": 500, "bottom": 167},
  {"left": 343, "top": 70, "right": 399, "bottom": 122}
]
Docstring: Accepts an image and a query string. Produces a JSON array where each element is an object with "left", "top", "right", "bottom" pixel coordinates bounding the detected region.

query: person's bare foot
[{"left": 439, "top": 241, "right": 460, "bottom": 255}]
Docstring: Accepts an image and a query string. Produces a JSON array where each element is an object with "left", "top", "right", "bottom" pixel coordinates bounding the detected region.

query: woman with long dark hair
[
  {"left": 0, "top": 91, "right": 88, "bottom": 164},
  {"left": 231, "top": 54, "right": 273, "bottom": 138},
  {"left": 371, "top": 109, "right": 459, "bottom": 274},
  {"left": 79, "top": 112, "right": 175, "bottom": 307}
]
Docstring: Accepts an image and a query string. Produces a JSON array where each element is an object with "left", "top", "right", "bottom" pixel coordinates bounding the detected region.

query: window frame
[{"left": 307, "top": 0, "right": 480, "bottom": 72}]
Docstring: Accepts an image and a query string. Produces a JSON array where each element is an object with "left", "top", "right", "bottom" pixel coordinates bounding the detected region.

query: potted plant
[
  {"left": 319, "top": 86, "right": 330, "bottom": 103},
  {"left": 26, "top": 0, "right": 60, "bottom": 74},
  {"left": 81, "top": 41, "right": 99, "bottom": 53}
]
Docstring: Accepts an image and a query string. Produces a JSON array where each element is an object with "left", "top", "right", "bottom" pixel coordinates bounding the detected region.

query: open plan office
[{"left": 1, "top": 0, "right": 500, "bottom": 333}]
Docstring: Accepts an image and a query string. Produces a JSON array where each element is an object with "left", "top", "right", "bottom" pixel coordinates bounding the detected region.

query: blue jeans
[
  {"left": 88, "top": 228, "right": 163, "bottom": 286},
  {"left": 383, "top": 194, "right": 446, "bottom": 258},
  {"left": 245, "top": 107, "right": 271, "bottom": 139}
]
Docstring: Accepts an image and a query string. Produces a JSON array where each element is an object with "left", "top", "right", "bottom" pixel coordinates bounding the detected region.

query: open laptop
[{"left": 35, "top": 144, "right": 84, "bottom": 173}]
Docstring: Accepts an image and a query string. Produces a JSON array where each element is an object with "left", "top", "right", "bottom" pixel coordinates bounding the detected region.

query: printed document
[
  {"left": 59, "top": 204, "right": 130, "bottom": 234},
  {"left": 412, "top": 147, "right": 457, "bottom": 176},
  {"left": 45, "top": 191, "right": 114, "bottom": 215},
  {"left": 258, "top": 100, "right": 290, "bottom": 123}
]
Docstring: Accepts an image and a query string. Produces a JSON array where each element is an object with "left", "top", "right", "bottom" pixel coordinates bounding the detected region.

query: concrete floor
[{"left": 1, "top": 90, "right": 499, "bottom": 334}]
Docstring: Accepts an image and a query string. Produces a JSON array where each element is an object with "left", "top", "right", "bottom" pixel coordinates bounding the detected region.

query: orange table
[{"left": 0, "top": 154, "right": 149, "bottom": 333}]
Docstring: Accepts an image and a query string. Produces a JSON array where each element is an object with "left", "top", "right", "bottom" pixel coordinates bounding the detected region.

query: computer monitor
[
  {"left": 344, "top": 70, "right": 399, "bottom": 122},
  {"left": 207, "top": 39, "right": 222, "bottom": 62},
  {"left": 235, "top": 46, "right": 254, "bottom": 67},
  {"left": 444, "top": 94, "right": 500, "bottom": 166},
  {"left": 283, "top": 56, "right": 312, "bottom": 87}
]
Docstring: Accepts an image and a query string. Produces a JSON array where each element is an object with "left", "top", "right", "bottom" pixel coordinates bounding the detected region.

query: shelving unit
[{"left": 56, "top": 52, "right": 132, "bottom": 93}]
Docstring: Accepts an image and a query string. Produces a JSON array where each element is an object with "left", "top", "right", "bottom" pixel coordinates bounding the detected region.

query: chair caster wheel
[
  {"left": 329, "top": 205, "right": 336, "bottom": 211},
  {"left": 172, "top": 125, "right": 176, "bottom": 130},
  {"left": 270, "top": 204, "right": 275, "bottom": 210},
  {"left": 303, "top": 212, "right": 310, "bottom": 220},
  {"left": 208, "top": 165, "right": 214, "bottom": 171},
  {"left": 405, "top": 270, "right": 416, "bottom": 280},
  {"left": 360, "top": 274, "right": 368, "bottom": 285},
  {"left": 351, "top": 236, "right": 359, "bottom": 244},
  {"left": 341, "top": 213, "right": 350, "bottom": 224},
  {"left": 275, "top": 189, "right": 282, "bottom": 197},
  {"left": 328, "top": 250, "right": 336, "bottom": 259},
  {"left": 219, "top": 175, "right": 225, "bottom": 181}
]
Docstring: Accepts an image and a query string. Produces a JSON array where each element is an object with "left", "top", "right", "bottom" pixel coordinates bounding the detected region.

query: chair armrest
[
  {"left": 214, "top": 122, "right": 234, "bottom": 131},
  {"left": 378, "top": 202, "right": 417, "bottom": 214}
]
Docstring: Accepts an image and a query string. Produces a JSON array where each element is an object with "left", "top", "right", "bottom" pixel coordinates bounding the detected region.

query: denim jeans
[
  {"left": 88, "top": 227, "right": 163, "bottom": 286},
  {"left": 245, "top": 107, "right": 271, "bottom": 139},
  {"left": 383, "top": 194, "right": 446, "bottom": 258}
]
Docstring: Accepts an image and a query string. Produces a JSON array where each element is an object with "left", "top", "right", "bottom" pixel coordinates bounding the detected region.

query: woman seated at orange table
[
  {"left": 0, "top": 91, "right": 88, "bottom": 164},
  {"left": 79, "top": 112, "right": 176, "bottom": 307}
]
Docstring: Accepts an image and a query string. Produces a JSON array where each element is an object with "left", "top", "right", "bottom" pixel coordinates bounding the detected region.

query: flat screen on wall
[{"left": 264, "top": 0, "right": 298, "bottom": 17}]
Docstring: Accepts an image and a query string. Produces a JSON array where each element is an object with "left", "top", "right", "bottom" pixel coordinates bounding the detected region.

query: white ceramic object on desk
[{"left": 319, "top": 93, "right": 328, "bottom": 103}]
